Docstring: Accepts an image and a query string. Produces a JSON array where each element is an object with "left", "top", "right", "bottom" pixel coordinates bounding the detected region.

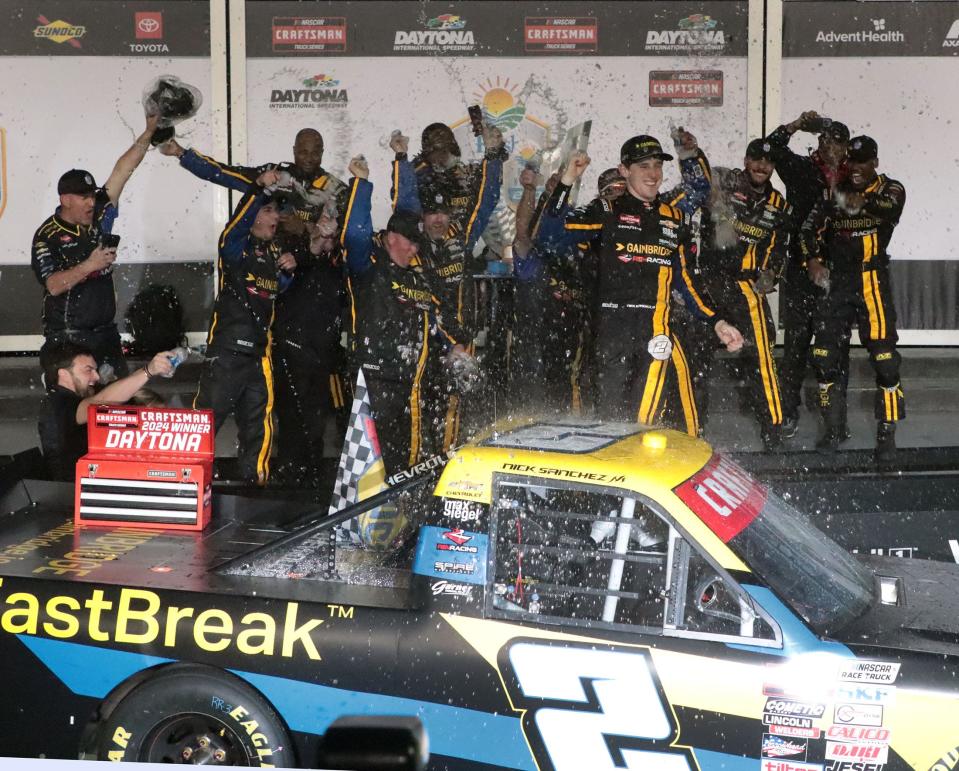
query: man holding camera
[{"left": 32, "top": 113, "right": 159, "bottom": 378}]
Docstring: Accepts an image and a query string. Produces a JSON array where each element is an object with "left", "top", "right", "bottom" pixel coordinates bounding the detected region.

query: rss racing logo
[{"left": 34, "top": 15, "right": 86, "bottom": 47}]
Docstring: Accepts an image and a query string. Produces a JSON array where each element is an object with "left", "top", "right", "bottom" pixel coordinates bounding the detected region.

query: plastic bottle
[{"left": 164, "top": 346, "right": 190, "bottom": 377}]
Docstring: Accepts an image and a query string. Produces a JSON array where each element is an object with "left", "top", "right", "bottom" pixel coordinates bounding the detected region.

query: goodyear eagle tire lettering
[{"left": 94, "top": 662, "right": 292, "bottom": 766}]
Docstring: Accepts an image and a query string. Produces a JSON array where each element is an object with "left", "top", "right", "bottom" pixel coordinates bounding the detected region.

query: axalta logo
[
  {"left": 816, "top": 18, "right": 905, "bottom": 45},
  {"left": 646, "top": 14, "right": 725, "bottom": 53},
  {"left": 34, "top": 15, "right": 85, "bottom": 47},
  {"left": 394, "top": 15, "right": 475, "bottom": 52},
  {"left": 944, "top": 20, "right": 959, "bottom": 48},
  {"left": 269, "top": 71, "right": 347, "bottom": 109}
]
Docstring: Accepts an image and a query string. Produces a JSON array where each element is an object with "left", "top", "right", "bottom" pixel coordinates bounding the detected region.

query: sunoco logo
[
  {"left": 944, "top": 20, "right": 959, "bottom": 49},
  {"left": 270, "top": 71, "right": 348, "bottom": 109},
  {"left": 646, "top": 14, "right": 725, "bottom": 54},
  {"left": 815, "top": 18, "right": 905, "bottom": 45},
  {"left": 34, "top": 15, "right": 86, "bottom": 48},
  {"left": 394, "top": 14, "right": 475, "bottom": 52}
]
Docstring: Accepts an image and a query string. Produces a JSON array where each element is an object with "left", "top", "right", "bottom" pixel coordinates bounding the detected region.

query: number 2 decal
[{"left": 502, "top": 640, "right": 696, "bottom": 771}]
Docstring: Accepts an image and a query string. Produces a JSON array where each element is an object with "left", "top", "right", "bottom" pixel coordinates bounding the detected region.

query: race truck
[{"left": 1, "top": 418, "right": 959, "bottom": 769}]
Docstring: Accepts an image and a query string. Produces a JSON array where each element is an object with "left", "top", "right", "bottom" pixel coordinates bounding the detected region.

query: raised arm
[
  {"left": 103, "top": 113, "right": 159, "bottom": 205},
  {"left": 340, "top": 157, "right": 375, "bottom": 275}
]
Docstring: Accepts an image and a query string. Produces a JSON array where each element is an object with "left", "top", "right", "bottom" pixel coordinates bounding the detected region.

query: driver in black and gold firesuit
[
  {"left": 194, "top": 170, "right": 297, "bottom": 485},
  {"left": 765, "top": 113, "right": 851, "bottom": 439},
  {"left": 800, "top": 136, "right": 906, "bottom": 462},
  {"left": 540, "top": 138, "right": 744, "bottom": 435},
  {"left": 161, "top": 129, "right": 348, "bottom": 484},
  {"left": 699, "top": 138, "right": 793, "bottom": 450}
]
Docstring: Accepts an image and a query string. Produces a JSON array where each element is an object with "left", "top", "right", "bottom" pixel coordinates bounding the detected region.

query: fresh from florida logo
[{"left": 34, "top": 14, "right": 86, "bottom": 47}]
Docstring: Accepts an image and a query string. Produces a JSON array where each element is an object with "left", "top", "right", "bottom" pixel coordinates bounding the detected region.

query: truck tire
[{"left": 93, "top": 662, "right": 293, "bottom": 766}]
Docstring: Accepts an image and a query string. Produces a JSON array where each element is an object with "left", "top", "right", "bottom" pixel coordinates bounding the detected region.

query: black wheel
[{"left": 94, "top": 663, "right": 294, "bottom": 766}]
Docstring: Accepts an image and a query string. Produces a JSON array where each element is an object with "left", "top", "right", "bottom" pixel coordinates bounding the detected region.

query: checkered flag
[{"left": 329, "top": 368, "right": 387, "bottom": 542}]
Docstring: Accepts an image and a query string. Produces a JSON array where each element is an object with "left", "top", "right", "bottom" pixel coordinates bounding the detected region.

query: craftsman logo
[
  {"left": 645, "top": 14, "right": 725, "bottom": 54},
  {"left": 146, "top": 470, "right": 177, "bottom": 478},
  {"left": 34, "top": 15, "right": 86, "bottom": 47},
  {"left": 944, "top": 20, "right": 959, "bottom": 48},
  {"left": 394, "top": 15, "right": 475, "bottom": 52},
  {"left": 272, "top": 17, "right": 347, "bottom": 53},
  {"left": 135, "top": 12, "right": 163, "bottom": 39},
  {"left": 834, "top": 703, "right": 883, "bottom": 727},
  {"left": 649, "top": 70, "right": 723, "bottom": 107},
  {"left": 524, "top": 17, "right": 597, "bottom": 52},
  {"left": 674, "top": 455, "right": 768, "bottom": 542}
]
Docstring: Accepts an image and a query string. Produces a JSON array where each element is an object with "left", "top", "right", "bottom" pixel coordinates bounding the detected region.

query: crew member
[
  {"left": 542, "top": 139, "right": 743, "bottom": 434},
  {"left": 32, "top": 113, "right": 159, "bottom": 378},
  {"left": 766, "top": 112, "right": 850, "bottom": 438},
  {"left": 390, "top": 127, "right": 503, "bottom": 449},
  {"left": 801, "top": 136, "right": 906, "bottom": 461},
  {"left": 161, "top": 130, "right": 348, "bottom": 483},
  {"left": 699, "top": 139, "right": 793, "bottom": 450},
  {"left": 38, "top": 342, "right": 175, "bottom": 481},
  {"left": 340, "top": 157, "right": 465, "bottom": 475},
  {"left": 194, "top": 170, "right": 297, "bottom": 485}
]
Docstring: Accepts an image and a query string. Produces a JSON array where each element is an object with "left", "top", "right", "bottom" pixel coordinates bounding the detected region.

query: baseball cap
[
  {"left": 57, "top": 169, "right": 98, "bottom": 196},
  {"left": 421, "top": 187, "right": 451, "bottom": 214},
  {"left": 745, "top": 138, "right": 776, "bottom": 161},
  {"left": 847, "top": 135, "right": 878, "bottom": 162},
  {"left": 620, "top": 135, "right": 674, "bottom": 165},
  {"left": 821, "top": 121, "right": 850, "bottom": 144},
  {"left": 598, "top": 167, "right": 626, "bottom": 194},
  {"left": 386, "top": 210, "right": 424, "bottom": 246}
]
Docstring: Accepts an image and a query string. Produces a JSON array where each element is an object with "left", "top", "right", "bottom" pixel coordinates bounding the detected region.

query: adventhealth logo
[{"left": 944, "top": 20, "right": 959, "bottom": 48}]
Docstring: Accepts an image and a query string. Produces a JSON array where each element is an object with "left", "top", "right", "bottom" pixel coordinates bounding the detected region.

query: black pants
[
  {"left": 272, "top": 340, "right": 347, "bottom": 484},
  {"left": 363, "top": 369, "right": 424, "bottom": 478},
  {"left": 722, "top": 281, "right": 783, "bottom": 433},
  {"left": 811, "top": 267, "right": 904, "bottom": 426},
  {"left": 42, "top": 324, "right": 128, "bottom": 379},
  {"left": 594, "top": 306, "right": 700, "bottom": 436},
  {"left": 194, "top": 350, "right": 274, "bottom": 484}
]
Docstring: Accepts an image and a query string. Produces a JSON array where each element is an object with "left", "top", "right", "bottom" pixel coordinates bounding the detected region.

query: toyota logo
[{"left": 138, "top": 17, "right": 160, "bottom": 33}]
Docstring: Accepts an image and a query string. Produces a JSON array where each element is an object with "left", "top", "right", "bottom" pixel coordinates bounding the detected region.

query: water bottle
[{"left": 164, "top": 346, "right": 190, "bottom": 377}]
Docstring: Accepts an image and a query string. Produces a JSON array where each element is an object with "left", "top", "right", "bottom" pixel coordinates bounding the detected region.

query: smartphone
[
  {"left": 101, "top": 233, "right": 121, "bottom": 249},
  {"left": 467, "top": 104, "right": 484, "bottom": 136}
]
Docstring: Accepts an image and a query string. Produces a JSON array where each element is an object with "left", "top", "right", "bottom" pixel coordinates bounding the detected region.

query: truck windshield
[{"left": 674, "top": 454, "right": 874, "bottom": 635}]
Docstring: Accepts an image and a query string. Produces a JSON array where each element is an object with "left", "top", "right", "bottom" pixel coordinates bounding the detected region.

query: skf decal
[{"left": 501, "top": 640, "right": 696, "bottom": 771}]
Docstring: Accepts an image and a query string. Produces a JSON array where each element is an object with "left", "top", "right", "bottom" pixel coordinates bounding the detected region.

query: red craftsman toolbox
[{"left": 75, "top": 405, "right": 215, "bottom": 531}]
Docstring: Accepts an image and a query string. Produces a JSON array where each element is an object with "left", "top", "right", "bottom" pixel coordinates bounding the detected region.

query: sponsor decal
[
  {"left": 272, "top": 17, "right": 346, "bottom": 53},
  {"left": 825, "top": 763, "right": 883, "bottom": 771},
  {"left": 764, "top": 713, "right": 815, "bottom": 731},
  {"left": 834, "top": 703, "right": 883, "bottom": 727},
  {"left": 146, "top": 470, "right": 178, "bottom": 479},
  {"left": 501, "top": 462, "right": 626, "bottom": 484},
  {"left": 92, "top": 408, "right": 213, "bottom": 456},
  {"left": 430, "top": 580, "right": 472, "bottom": 598},
  {"left": 837, "top": 661, "right": 899, "bottom": 685},
  {"left": 825, "top": 726, "right": 890, "bottom": 744},
  {"left": 95, "top": 408, "right": 141, "bottom": 428},
  {"left": 434, "top": 560, "right": 475, "bottom": 575},
  {"left": 34, "top": 14, "right": 85, "bottom": 48},
  {"left": 647, "top": 334, "right": 673, "bottom": 361},
  {"left": 524, "top": 17, "right": 597, "bottom": 53},
  {"left": 764, "top": 699, "right": 826, "bottom": 717},
  {"left": 268, "top": 69, "right": 348, "bottom": 110},
  {"left": 761, "top": 762, "right": 823, "bottom": 771},
  {"left": 815, "top": 17, "right": 904, "bottom": 46},
  {"left": 826, "top": 742, "right": 888, "bottom": 763},
  {"left": 413, "top": 525, "right": 487, "bottom": 584},
  {"left": 763, "top": 733, "right": 808, "bottom": 759},
  {"left": 442, "top": 529, "right": 472, "bottom": 546},
  {"left": 135, "top": 11, "right": 163, "bottom": 39},
  {"left": 835, "top": 685, "right": 895, "bottom": 705},
  {"left": 649, "top": 70, "right": 723, "bottom": 107},
  {"left": 443, "top": 479, "right": 486, "bottom": 500},
  {"left": 394, "top": 14, "right": 475, "bottom": 53},
  {"left": 437, "top": 528, "right": 478, "bottom": 553},
  {"left": 674, "top": 454, "right": 768, "bottom": 542},
  {"left": 443, "top": 498, "right": 482, "bottom": 522},
  {"left": 930, "top": 746, "right": 959, "bottom": 771},
  {"left": 645, "top": 14, "right": 725, "bottom": 54},
  {"left": 770, "top": 724, "right": 822, "bottom": 740},
  {"left": 945, "top": 20, "right": 959, "bottom": 49}
]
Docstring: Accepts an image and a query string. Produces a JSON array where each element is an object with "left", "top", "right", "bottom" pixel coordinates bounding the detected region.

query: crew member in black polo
[{"left": 32, "top": 113, "right": 159, "bottom": 378}]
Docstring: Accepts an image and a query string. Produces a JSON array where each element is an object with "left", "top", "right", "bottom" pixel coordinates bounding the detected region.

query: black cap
[
  {"left": 847, "top": 135, "right": 878, "bottom": 162},
  {"left": 421, "top": 187, "right": 451, "bottom": 214},
  {"left": 386, "top": 210, "right": 424, "bottom": 246},
  {"left": 822, "top": 121, "right": 850, "bottom": 144},
  {"left": 745, "top": 138, "right": 776, "bottom": 161},
  {"left": 598, "top": 167, "right": 626, "bottom": 194},
  {"left": 57, "top": 169, "right": 97, "bottom": 196},
  {"left": 621, "top": 135, "right": 673, "bottom": 165}
]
